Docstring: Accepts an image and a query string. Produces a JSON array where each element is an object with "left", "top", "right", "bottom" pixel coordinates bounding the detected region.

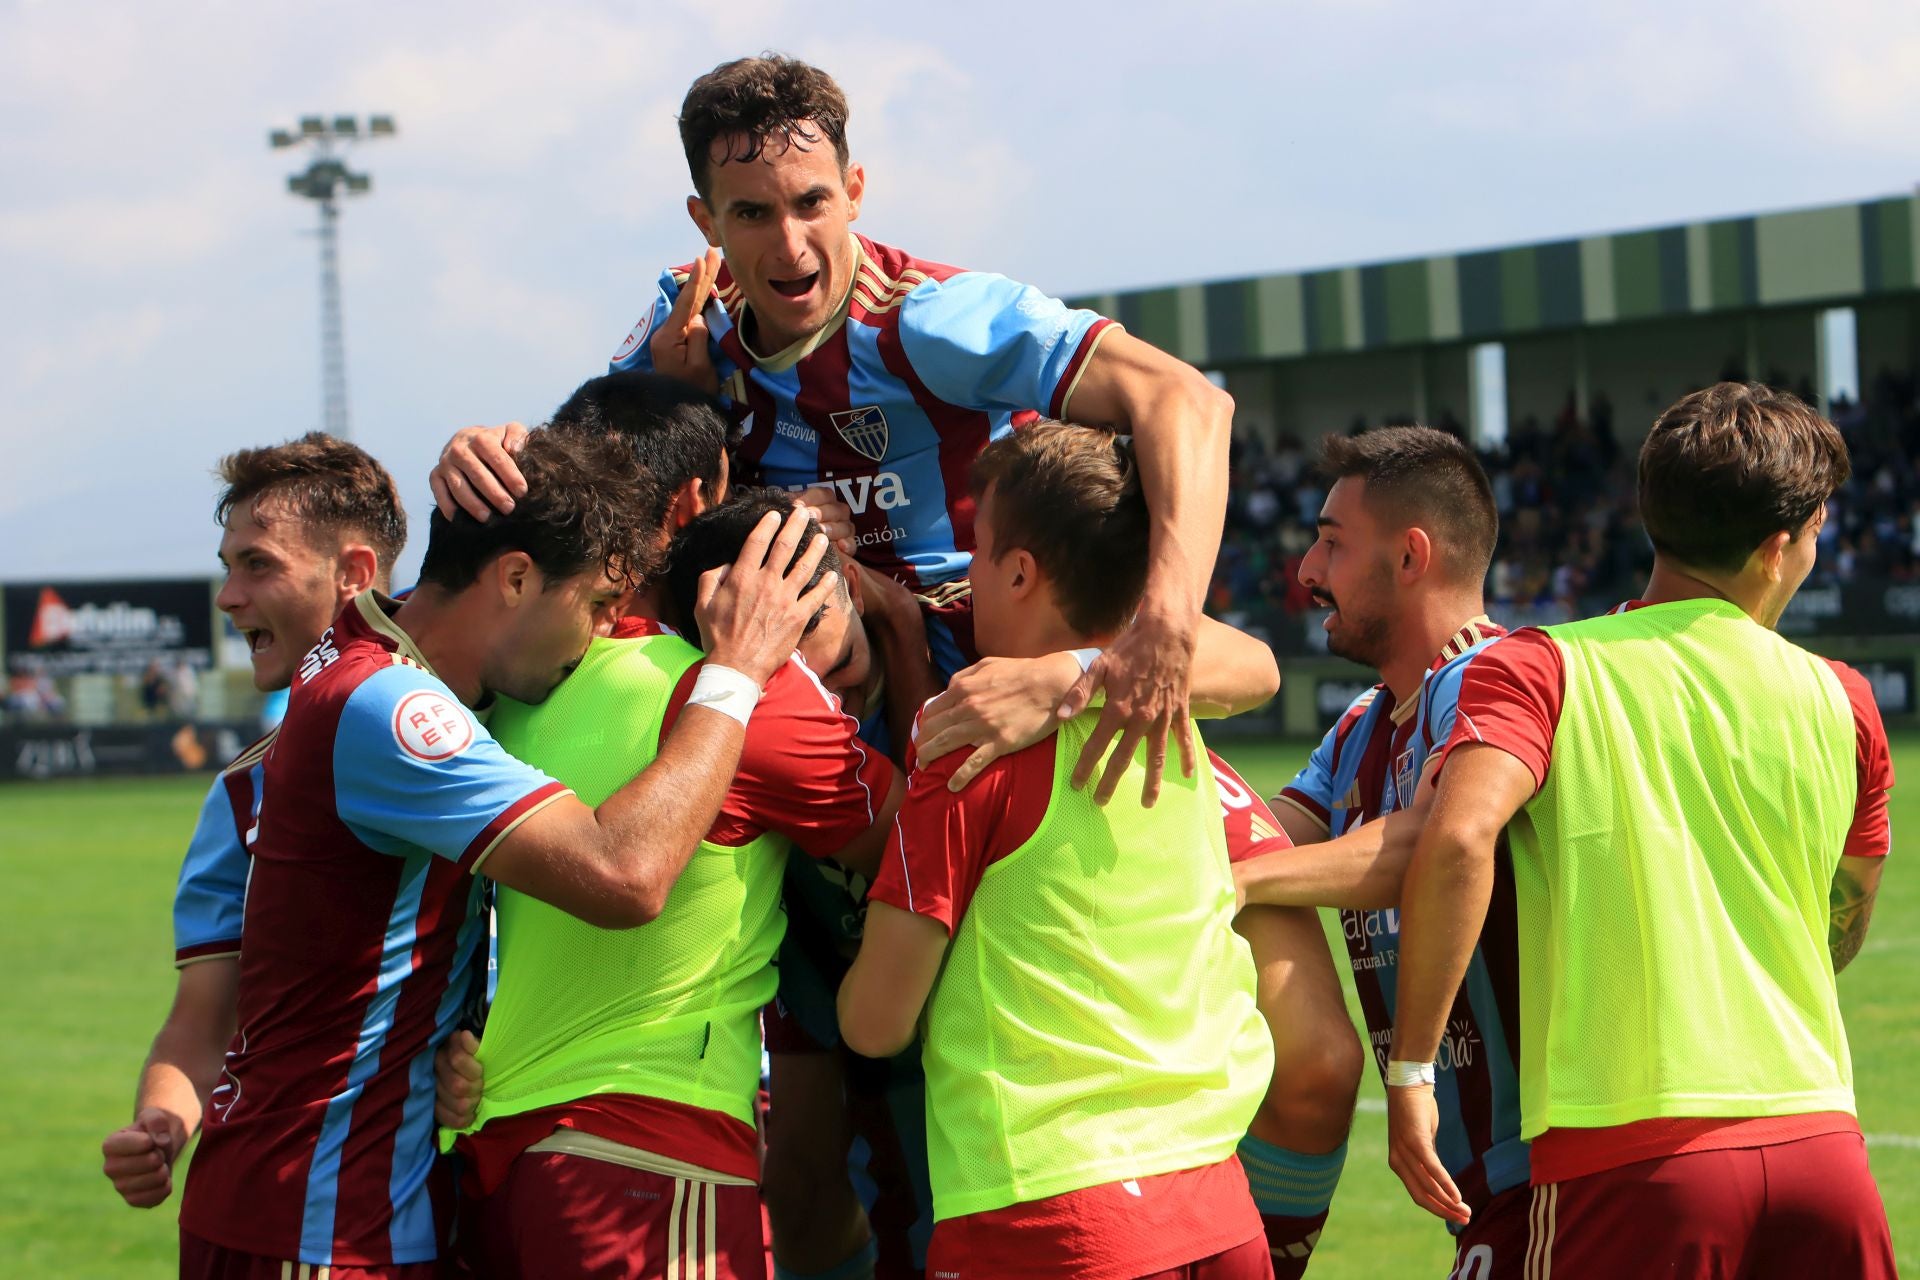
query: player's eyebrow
[
  {"left": 725, "top": 196, "right": 771, "bottom": 216},
  {"left": 1316, "top": 516, "right": 1342, "bottom": 529}
]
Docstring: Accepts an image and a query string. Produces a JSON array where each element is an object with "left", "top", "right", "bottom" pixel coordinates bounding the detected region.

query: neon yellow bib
[
  {"left": 1509, "top": 599, "right": 1858, "bottom": 1138},
  {"left": 920, "top": 717, "right": 1271, "bottom": 1220},
  {"left": 451, "top": 632, "right": 785, "bottom": 1145}
]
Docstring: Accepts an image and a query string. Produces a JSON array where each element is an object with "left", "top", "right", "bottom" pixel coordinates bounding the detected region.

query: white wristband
[
  {"left": 1068, "top": 647, "right": 1102, "bottom": 673},
  {"left": 686, "top": 664, "right": 762, "bottom": 728},
  {"left": 1386, "top": 1059, "right": 1437, "bottom": 1088}
]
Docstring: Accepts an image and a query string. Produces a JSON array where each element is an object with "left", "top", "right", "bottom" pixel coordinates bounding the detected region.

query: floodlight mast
[{"left": 268, "top": 115, "right": 396, "bottom": 439}]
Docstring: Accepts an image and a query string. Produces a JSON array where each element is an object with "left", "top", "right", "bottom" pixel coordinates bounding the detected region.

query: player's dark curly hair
[
  {"left": 679, "top": 54, "right": 850, "bottom": 200},
  {"left": 550, "top": 371, "right": 731, "bottom": 539},
  {"left": 664, "top": 487, "right": 842, "bottom": 640},
  {"left": 1638, "top": 382, "right": 1851, "bottom": 572},
  {"left": 970, "top": 422, "right": 1148, "bottom": 637},
  {"left": 215, "top": 433, "right": 407, "bottom": 588},
  {"left": 416, "top": 426, "right": 662, "bottom": 594},
  {"left": 1318, "top": 425, "right": 1498, "bottom": 587}
]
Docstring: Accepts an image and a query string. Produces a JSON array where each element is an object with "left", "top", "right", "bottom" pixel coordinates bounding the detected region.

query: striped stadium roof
[{"left": 1067, "top": 194, "right": 1920, "bottom": 366}]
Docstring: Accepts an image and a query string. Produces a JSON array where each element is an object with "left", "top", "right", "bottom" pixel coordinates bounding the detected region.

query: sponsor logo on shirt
[
  {"left": 787, "top": 472, "right": 913, "bottom": 516},
  {"left": 393, "top": 690, "right": 475, "bottom": 761},
  {"left": 775, "top": 416, "right": 817, "bottom": 444},
  {"left": 829, "top": 405, "right": 890, "bottom": 462}
]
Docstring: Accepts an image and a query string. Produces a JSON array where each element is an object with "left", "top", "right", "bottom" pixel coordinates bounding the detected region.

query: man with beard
[{"left": 1236, "top": 426, "right": 1529, "bottom": 1278}]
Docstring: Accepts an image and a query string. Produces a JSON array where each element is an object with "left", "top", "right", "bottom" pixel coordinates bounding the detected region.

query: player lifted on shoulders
[
  {"left": 1389, "top": 384, "right": 1896, "bottom": 1278},
  {"left": 174, "top": 426, "right": 833, "bottom": 1278},
  {"left": 1230, "top": 427, "right": 1527, "bottom": 1278},
  {"left": 102, "top": 434, "right": 407, "bottom": 1212},
  {"left": 436, "top": 53, "right": 1233, "bottom": 807},
  {"left": 839, "top": 423, "right": 1274, "bottom": 1280}
]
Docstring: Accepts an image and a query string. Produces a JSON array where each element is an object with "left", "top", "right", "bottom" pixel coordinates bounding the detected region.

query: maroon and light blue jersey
[
  {"left": 172, "top": 731, "right": 272, "bottom": 967},
  {"left": 1271, "top": 618, "right": 1529, "bottom": 1220},
  {"left": 178, "top": 593, "right": 570, "bottom": 1267},
  {"left": 609, "top": 236, "right": 1115, "bottom": 597}
]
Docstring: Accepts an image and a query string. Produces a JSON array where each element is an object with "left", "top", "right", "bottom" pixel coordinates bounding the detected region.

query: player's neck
[
  {"left": 624, "top": 583, "right": 674, "bottom": 629},
  {"left": 1640, "top": 558, "right": 1769, "bottom": 623},
  {"left": 992, "top": 610, "right": 1107, "bottom": 662},
  {"left": 1379, "top": 592, "right": 1487, "bottom": 705},
  {"left": 390, "top": 589, "right": 488, "bottom": 706}
]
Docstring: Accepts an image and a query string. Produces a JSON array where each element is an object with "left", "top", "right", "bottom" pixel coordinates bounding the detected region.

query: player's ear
[
  {"left": 1007, "top": 549, "right": 1040, "bottom": 601},
  {"left": 844, "top": 560, "right": 867, "bottom": 616},
  {"left": 496, "top": 552, "right": 537, "bottom": 606},
  {"left": 688, "top": 195, "right": 720, "bottom": 248},
  {"left": 844, "top": 161, "right": 866, "bottom": 221},
  {"left": 1402, "top": 527, "right": 1434, "bottom": 582},
  {"left": 670, "top": 478, "right": 706, "bottom": 529},
  {"left": 337, "top": 544, "right": 379, "bottom": 599},
  {"left": 1754, "top": 529, "right": 1792, "bottom": 583}
]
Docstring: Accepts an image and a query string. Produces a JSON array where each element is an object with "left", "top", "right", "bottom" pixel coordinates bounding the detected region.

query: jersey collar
[
  {"left": 352, "top": 591, "right": 438, "bottom": 676},
  {"left": 736, "top": 234, "right": 862, "bottom": 374},
  {"left": 1386, "top": 614, "right": 1502, "bottom": 726}
]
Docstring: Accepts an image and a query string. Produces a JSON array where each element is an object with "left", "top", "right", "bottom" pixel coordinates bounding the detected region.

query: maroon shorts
[
  {"left": 456, "top": 1150, "right": 765, "bottom": 1280},
  {"left": 178, "top": 1231, "right": 443, "bottom": 1280},
  {"left": 1134, "top": 1236, "right": 1275, "bottom": 1280},
  {"left": 1527, "top": 1131, "right": 1896, "bottom": 1280},
  {"left": 1446, "top": 1185, "right": 1530, "bottom": 1280}
]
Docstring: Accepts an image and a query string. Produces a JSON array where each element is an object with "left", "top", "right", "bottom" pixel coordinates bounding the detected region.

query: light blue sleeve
[
  {"left": 173, "top": 775, "right": 250, "bottom": 961},
  {"left": 1279, "top": 717, "right": 1344, "bottom": 822},
  {"left": 331, "top": 666, "right": 566, "bottom": 866},
  {"left": 1418, "top": 640, "right": 1502, "bottom": 770},
  {"left": 606, "top": 272, "right": 679, "bottom": 375},
  {"left": 896, "top": 272, "right": 1111, "bottom": 417}
]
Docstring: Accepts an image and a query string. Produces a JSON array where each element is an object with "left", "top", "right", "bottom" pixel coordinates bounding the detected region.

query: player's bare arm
[
  {"left": 1384, "top": 744, "right": 1532, "bottom": 1227},
  {"left": 483, "top": 510, "right": 835, "bottom": 927},
  {"left": 1829, "top": 854, "right": 1884, "bottom": 974},
  {"left": 1238, "top": 762, "right": 1437, "bottom": 911},
  {"left": 916, "top": 616, "right": 1279, "bottom": 793},
  {"left": 101, "top": 957, "right": 240, "bottom": 1208},
  {"left": 1050, "top": 330, "right": 1233, "bottom": 806},
  {"left": 836, "top": 901, "right": 951, "bottom": 1059}
]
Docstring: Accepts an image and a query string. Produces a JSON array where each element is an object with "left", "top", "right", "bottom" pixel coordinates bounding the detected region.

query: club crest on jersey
[
  {"left": 1392, "top": 744, "right": 1420, "bottom": 811},
  {"left": 393, "top": 690, "right": 475, "bottom": 762},
  {"left": 829, "top": 405, "right": 890, "bottom": 463}
]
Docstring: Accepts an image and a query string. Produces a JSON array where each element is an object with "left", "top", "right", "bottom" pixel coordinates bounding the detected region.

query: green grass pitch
[{"left": 3, "top": 740, "right": 1915, "bottom": 1277}]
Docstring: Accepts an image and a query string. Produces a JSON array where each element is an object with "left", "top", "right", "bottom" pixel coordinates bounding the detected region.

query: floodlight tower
[{"left": 269, "top": 114, "right": 396, "bottom": 439}]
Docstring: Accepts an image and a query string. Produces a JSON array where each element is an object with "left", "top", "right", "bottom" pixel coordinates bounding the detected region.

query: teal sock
[
  {"left": 774, "top": 1237, "right": 878, "bottom": 1280},
  {"left": 1237, "top": 1132, "right": 1348, "bottom": 1217}
]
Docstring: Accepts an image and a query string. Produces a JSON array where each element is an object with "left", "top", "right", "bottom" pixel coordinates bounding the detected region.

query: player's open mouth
[
  {"left": 769, "top": 272, "right": 819, "bottom": 300},
  {"left": 245, "top": 628, "right": 274, "bottom": 656}
]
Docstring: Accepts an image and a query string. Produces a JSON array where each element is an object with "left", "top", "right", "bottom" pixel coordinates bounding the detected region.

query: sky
[{"left": 4, "top": 0, "right": 1918, "bottom": 586}]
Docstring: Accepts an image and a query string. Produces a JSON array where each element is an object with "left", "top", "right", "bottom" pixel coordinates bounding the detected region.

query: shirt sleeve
[
  {"left": 173, "top": 774, "right": 251, "bottom": 966},
  {"left": 606, "top": 269, "right": 680, "bottom": 374},
  {"left": 1210, "top": 749, "right": 1292, "bottom": 864},
  {"left": 896, "top": 272, "right": 1117, "bottom": 420},
  {"left": 1275, "top": 711, "right": 1351, "bottom": 834},
  {"left": 1823, "top": 660, "right": 1895, "bottom": 859},
  {"left": 867, "top": 734, "right": 1053, "bottom": 935},
  {"left": 331, "top": 665, "right": 571, "bottom": 872},
  {"left": 1434, "top": 628, "right": 1565, "bottom": 792},
  {"left": 673, "top": 657, "right": 899, "bottom": 858}
]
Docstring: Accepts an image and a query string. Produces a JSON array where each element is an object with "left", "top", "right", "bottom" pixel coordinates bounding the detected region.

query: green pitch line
[{"left": 2, "top": 742, "right": 1916, "bottom": 1278}]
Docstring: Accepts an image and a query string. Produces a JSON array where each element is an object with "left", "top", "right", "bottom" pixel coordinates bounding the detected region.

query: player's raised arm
[
  {"left": 482, "top": 508, "right": 836, "bottom": 926},
  {"left": 1050, "top": 330, "right": 1233, "bottom": 804},
  {"left": 915, "top": 614, "right": 1278, "bottom": 794}
]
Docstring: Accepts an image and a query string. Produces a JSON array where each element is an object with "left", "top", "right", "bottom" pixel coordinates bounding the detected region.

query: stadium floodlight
[{"left": 267, "top": 114, "right": 396, "bottom": 441}]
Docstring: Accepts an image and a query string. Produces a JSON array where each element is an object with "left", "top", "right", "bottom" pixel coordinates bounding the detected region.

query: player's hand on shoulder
[
  {"left": 917, "top": 653, "right": 1082, "bottom": 793},
  {"left": 101, "top": 1107, "right": 187, "bottom": 1208},
  {"left": 1062, "top": 605, "right": 1198, "bottom": 807},
  {"left": 431, "top": 422, "right": 529, "bottom": 521},
  {"left": 433, "top": 1029, "right": 483, "bottom": 1130},
  {"left": 650, "top": 247, "right": 722, "bottom": 395},
  {"left": 695, "top": 507, "right": 838, "bottom": 687}
]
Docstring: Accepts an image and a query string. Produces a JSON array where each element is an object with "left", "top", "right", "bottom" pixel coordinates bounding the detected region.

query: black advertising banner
[
  {"left": 4, "top": 579, "right": 214, "bottom": 677},
  {"left": 3, "top": 720, "right": 257, "bottom": 780}
]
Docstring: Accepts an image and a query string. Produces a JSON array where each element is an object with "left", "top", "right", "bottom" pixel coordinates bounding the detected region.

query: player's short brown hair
[
  {"left": 1638, "top": 382, "right": 1850, "bottom": 573},
  {"left": 215, "top": 433, "right": 407, "bottom": 583},
  {"left": 1318, "top": 426, "right": 1497, "bottom": 586},
  {"left": 970, "top": 422, "right": 1148, "bottom": 637},
  {"left": 679, "top": 54, "right": 850, "bottom": 200},
  {"left": 416, "top": 426, "right": 661, "bottom": 594}
]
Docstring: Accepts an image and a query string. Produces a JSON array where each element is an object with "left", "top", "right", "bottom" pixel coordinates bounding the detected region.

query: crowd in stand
[{"left": 1211, "top": 368, "right": 1920, "bottom": 632}]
